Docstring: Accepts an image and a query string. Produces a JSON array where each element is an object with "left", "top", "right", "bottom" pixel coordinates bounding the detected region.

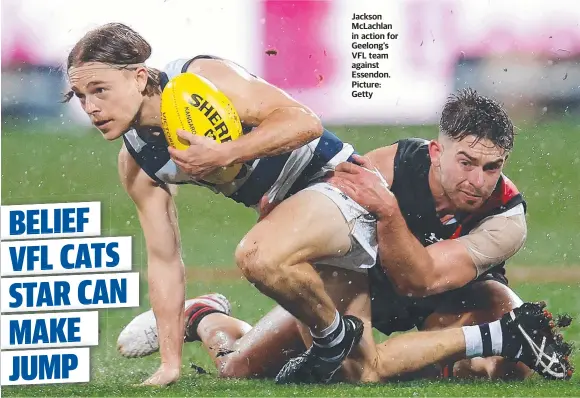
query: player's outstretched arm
[
  {"left": 118, "top": 145, "right": 185, "bottom": 386},
  {"left": 186, "top": 58, "right": 323, "bottom": 164}
]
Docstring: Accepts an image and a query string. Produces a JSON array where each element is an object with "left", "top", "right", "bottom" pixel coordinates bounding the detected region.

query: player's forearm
[
  {"left": 376, "top": 208, "right": 438, "bottom": 298},
  {"left": 147, "top": 257, "right": 186, "bottom": 367},
  {"left": 222, "top": 107, "right": 323, "bottom": 164}
]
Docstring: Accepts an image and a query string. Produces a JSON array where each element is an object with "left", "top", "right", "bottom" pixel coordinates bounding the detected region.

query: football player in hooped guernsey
[{"left": 66, "top": 23, "right": 382, "bottom": 385}]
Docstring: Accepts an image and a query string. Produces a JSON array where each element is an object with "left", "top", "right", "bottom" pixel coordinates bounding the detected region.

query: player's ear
[
  {"left": 429, "top": 140, "right": 443, "bottom": 168},
  {"left": 134, "top": 66, "right": 149, "bottom": 93}
]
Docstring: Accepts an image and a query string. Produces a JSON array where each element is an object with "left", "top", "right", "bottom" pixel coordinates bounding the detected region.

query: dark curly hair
[{"left": 440, "top": 88, "right": 515, "bottom": 151}]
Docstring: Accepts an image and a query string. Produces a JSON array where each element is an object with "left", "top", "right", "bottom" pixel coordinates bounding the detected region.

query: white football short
[{"left": 303, "top": 182, "right": 378, "bottom": 273}]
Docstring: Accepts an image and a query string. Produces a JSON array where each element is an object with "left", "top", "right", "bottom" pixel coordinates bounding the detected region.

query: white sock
[
  {"left": 462, "top": 319, "right": 503, "bottom": 358},
  {"left": 310, "top": 310, "right": 346, "bottom": 360},
  {"left": 311, "top": 310, "right": 341, "bottom": 339}
]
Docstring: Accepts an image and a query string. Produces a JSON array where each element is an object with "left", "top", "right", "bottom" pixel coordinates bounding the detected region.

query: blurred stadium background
[{"left": 1, "top": 0, "right": 579, "bottom": 395}]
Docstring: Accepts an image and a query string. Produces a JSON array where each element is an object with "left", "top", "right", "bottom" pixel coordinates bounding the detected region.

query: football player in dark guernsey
[{"left": 119, "top": 89, "right": 573, "bottom": 383}]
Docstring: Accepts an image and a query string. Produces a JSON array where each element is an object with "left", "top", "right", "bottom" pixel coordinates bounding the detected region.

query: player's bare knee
[
  {"left": 235, "top": 240, "right": 257, "bottom": 279},
  {"left": 235, "top": 240, "right": 283, "bottom": 287}
]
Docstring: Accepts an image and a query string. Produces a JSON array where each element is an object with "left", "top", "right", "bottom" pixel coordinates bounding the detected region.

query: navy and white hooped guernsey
[{"left": 122, "top": 55, "right": 356, "bottom": 208}]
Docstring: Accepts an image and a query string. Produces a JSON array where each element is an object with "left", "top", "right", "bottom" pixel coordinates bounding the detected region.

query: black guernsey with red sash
[{"left": 370, "top": 138, "right": 527, "bottom": 335}]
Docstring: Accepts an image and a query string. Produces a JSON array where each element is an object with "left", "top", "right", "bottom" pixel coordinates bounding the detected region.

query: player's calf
[{"left": 275, "top": 266, "right": 374, "bottom": 384}]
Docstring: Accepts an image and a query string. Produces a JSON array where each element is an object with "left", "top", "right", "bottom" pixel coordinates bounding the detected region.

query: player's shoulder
[
  {"left": 398, "top": 137, "right": 430, "bottom": 146},
  {"left": 366, "top": 143, "right": 398, "bottom": 160},
  {"left": 163, "top": 55, "right": 258, "bottom": 86},
  {"left": 365, "top": 143, "right": 399, "bottom": 186},
  {"left": 395, "top": 137, "right": 430, "bottom": 156},
  {"left": 161, "top": 56, "right": 222, "bottom": 79},
  {"left": 162, "top": 58, "right": 194, "bottom": 80},
  {"left": 371, "top": 139, "right": 430, "bottom": 189}
]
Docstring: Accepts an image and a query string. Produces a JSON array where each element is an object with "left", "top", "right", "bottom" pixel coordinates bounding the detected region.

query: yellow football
[{"left": 160, "top": 72, "right": 243, "bottom": 184}]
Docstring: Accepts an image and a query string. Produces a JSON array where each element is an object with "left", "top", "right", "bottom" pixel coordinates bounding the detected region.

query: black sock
[{"left": 310, "top": 310, "right": 346, "bottom": 360}]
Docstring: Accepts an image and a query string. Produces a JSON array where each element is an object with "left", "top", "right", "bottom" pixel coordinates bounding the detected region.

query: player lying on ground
[
  {"left": 66, "top": 22, "right": 393, "bottom": 385},
  {"left": 271, "top": 89, "right": 577, "bottom": 383},
  {"left": 119, "top": 294, "right": 574, "bottom": 382},
  {"left": 119, "top": 90, "right": 574, "bottom": 382}
]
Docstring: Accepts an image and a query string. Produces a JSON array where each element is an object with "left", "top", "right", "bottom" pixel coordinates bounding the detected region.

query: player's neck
[
  {"left": 428, "top": 166, "right": 456, "bottom": 216},
  {"left": 135, "top": 94, "right": 162, "bottom": 128}
]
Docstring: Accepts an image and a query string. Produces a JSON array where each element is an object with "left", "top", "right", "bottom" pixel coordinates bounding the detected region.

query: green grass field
[{"left": 1, "top": 119, "right": 580, "bottom": 396}]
